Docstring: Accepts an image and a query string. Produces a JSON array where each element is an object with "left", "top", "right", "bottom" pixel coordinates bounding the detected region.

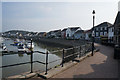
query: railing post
[
  {"left": 92, "top": 41, "right": 94, "bottom": 56},
  {"left": 85, "top": 44, "right": 86, "bottom": 54},
  {"left": 45, "top": 51, "right": 48, "bottom": 75},
  {"left": 79, "top": 46, "right": 81, "bottom": 58},
  {"left": 72, "top": 47, "right": 74, "bottom": 62},
  {"left": 30, "top": 38, "right": 33, "bottom": 73},
  {"left": 62, "top": 49, "right": 64, "bottom": 67}
]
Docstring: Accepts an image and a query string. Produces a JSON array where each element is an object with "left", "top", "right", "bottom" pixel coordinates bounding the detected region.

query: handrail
[
  {"left": 1, "top": 41, "right": 92, "bottom": 76},
  {"left": 0, "top": 61, "right": 46, "bottom": 68},
  {"left": 48, "top": 58, "right": 62, "bottom": 64},
  {"left": 33, "top": 51, "right": 46, "bottom": 54}
]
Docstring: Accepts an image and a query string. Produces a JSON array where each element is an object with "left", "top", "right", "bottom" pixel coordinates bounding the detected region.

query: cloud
[
  {"left": 2, "top": 2, "right": 118, "bottom": 32},
  {"left": 2, "top": 0, "right": 120, "bottom": 2}
]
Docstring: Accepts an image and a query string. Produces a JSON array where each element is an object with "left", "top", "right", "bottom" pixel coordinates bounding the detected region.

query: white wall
[{"left": 108, "top": 27, "right": 114, "bottom": 38}]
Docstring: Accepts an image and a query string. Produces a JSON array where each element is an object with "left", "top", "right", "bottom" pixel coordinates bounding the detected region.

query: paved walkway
[{"left": 52, "top": 44, "right": 119, "bottom": 78}]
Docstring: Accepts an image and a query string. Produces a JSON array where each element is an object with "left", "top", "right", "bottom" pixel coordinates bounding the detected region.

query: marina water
[{"left": 0, "top": 37, "right": 62, "bottom": 77}]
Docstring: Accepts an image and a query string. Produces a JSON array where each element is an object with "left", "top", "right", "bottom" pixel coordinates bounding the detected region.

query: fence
[{"left": 1, "top": 39, "right": 92, "bottom": 76}]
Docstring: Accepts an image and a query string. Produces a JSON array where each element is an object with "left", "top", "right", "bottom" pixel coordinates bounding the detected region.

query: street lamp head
[{"left": 92, "top": 10, "right": 95, "bottom": 14}]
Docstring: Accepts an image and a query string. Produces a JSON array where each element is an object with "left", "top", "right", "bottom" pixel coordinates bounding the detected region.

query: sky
[{"left": 1, "top": 0, "right": 120, "bottom": 32}]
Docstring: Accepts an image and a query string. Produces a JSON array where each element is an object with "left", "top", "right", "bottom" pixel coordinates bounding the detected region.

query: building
[
  {"left": 61, "top": 28, "right": 67, "bottom": 38},
  {"left": 37, "top": 32, "right": 46, "bottom": 38},
  {"left": 66, "top": 27, "right": 80, "bottom": 39},
  {"left": 108, "top": 25, "right": 114, "bottom": 44},
  {"left": 94, "top": 22, "right": 112, "bottom": 43},
  {"left": 84, "top": 29, "right": 92, "bottom": 41},
  {"left": 114, "top": 11, "right": 120, "bottom": 46},
  {"left": 46, "top": 29, "right": 61, "bottom": 38},
  {"left": 113, "top": 1, "right": 120, "bottom": 59},
  {"left": 74, "top": 28, "right": 84, "bottom": 39}
]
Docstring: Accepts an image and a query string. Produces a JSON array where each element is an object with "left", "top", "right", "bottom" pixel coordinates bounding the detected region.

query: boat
[
  {"left": 26, "top": 42, "right": 34, "bottom": 49},
  {"left": 17, "top": 42, "right": 25, "bottom": 52},
  {"left": 11, "top": 39, "right": 34, "bottom": 53},
  {"left": 24, "top": 42, "right": 34, "bottom": 53},
  {"left": 1, "top": 43, "right": 8, "bottom": 53}
]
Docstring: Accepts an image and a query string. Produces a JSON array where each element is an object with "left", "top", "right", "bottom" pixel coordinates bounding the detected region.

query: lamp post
[
  {"left": 92, "top": 10, "right": 95, "bottom": 56},
  {"left": 30, "top": 38, "right": 33, "bottom": 73}
]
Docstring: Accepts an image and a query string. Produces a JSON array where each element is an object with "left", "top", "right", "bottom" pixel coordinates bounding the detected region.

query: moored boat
[{"left": 17, "top": 42, "right": 25, "bottom": 52}]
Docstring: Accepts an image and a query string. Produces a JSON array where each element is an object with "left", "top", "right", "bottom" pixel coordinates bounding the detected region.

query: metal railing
[{"left": 1, "top": 39, "right": 92, "bottom": 75}]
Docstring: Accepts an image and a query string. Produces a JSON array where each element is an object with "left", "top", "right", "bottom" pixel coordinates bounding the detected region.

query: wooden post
[
  {"left": 72, "top": 47, "right": 74, "bottom": 62},
  {"left": 30, "top": 39, "right": 33, "bottom": 73},
  {"left": 45, "top": 51, "right": 48, "bottom": 75},
  {"left": 62, "top": 49, "right": 64, "bottom": 67}
]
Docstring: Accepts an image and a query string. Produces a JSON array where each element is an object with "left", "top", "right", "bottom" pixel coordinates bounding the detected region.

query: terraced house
[
  {"left": 114, "top": 2, "right": 120, "bottom": 59},
  {"left": 94, "top": 22, "right": 112, "bottom": 43}
]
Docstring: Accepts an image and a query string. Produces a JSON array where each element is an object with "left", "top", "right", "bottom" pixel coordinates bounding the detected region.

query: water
[{"left": 0, "top": 37, "right": 62, "bottom": 78}]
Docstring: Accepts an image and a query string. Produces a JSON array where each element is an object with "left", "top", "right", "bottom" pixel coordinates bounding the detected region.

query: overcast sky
[{"left": 2, "top": 0, "right": 120, "bottom": 32}]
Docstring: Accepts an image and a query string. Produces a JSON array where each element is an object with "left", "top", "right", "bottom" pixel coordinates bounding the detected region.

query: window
[
  {"left": 96, "top": 32, "right": 99, "bottom": 37},
  {"left": 105, "top": 27, "right": 107, "bottom": 30},
  {"left": 100, "top": 32, "right": 103, "bottom": 36},
  {"left": 101, "top": 27, "right": 103, "bottom": 30},
  {"left": 104, "top": 32, "right": 107, "bottom": 36},
  {"left": 112, "top": 28, "right": 114, "bottom": 32},
  {"left": 103, "top": 27, "right": 104, "bottom": 30},
  {"left": 96, "top": 28, "right": 98, "bottom": 31}
]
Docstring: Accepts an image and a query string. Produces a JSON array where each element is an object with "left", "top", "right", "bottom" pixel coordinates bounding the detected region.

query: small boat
[
  {"left": 17, "top": 42, "right": 25, "bottom": 52},
  {"left": 26, "top": 42, "right": 34, "bottom": 49},
  {"left": 24, "top": 42, "right": 34, "bottom": 53},
  {"left": 11, "top": 40, "right": 34, "bottom": 53},
  {"left": 2, "top": 43, "right": 8, "bottom": 53}
]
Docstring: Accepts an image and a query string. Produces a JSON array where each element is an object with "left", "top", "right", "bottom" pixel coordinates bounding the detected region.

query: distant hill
[{"left": 4, "top": 30, "right": 37, "bottom": 35}]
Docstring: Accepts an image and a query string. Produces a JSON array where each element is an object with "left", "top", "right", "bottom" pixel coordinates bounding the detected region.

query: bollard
[
  {"left": 45, "top": 51, "right": 48, "bottom": 75},
  {"left": 62, "top": 49, "right": 64, "bottom": 67},
  {"left": 30, "top": 39, "right": 33, "bottom": 73}
]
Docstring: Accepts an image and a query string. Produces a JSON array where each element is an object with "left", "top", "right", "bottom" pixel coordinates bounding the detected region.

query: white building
[
  {"left": 84, "top": 30, "right": 92, "bottom": 41},
  {"left": 108, "top": 26, "right": 114, "bottom": 43},
  {"left": 66, "top": 27, "right": 80, "bottom": 39},
  {"left": 74, "top": 28, "right": 84, "bottom": 39},
  {"left": 61, "top": 28, "right": 67, "bottom": 38}
]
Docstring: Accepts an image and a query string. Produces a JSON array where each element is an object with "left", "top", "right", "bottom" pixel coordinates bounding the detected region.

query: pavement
[{"left": 52, "top": 43, "right": 119, "bottom": 79}]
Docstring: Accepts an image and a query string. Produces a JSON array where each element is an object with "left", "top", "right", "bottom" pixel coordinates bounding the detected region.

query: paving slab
[{"left": 52, "top": 44, "right": 119, "bottom": 78}]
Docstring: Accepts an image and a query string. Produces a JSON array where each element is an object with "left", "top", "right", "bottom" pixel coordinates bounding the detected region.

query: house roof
[
  {"left": 38, "top": 32, "right": 46, "bottom": 35},
  {"left": 62, "top": 28, "right": 67, "bottom": 32},
  {"left": 75, "top": 30, "right": 84, "bottom": 34},
  {"left": 69, "top": 27, "right": 80, "bottom": 31},
  {"left": 95, "top": 22, "right": 112, "bottom": 28},
  {"left": 84, "top": 29, "right": 92, "bottom": 33},
  {"left": 52, "top": 29, "right": 61, "bottom": 32},
  {"left": 114, "top": 11, "right": 120, "bottom": 26},
  {"left": 75, "top": 27, "right": 82, "bottom": 32},
  {"left": 108, "top": 25, "right": 114, "bottom": 28},
  {"left": 48, "top": 29, "right": 61, "bottom": 34}
]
